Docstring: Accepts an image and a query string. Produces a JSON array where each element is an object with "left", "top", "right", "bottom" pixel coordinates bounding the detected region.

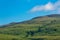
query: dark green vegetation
[{"left": 0, "top": 14, "right": 60, "bottom": 40}]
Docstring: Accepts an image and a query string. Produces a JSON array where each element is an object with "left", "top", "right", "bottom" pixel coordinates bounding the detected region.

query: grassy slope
[
  {"left": 0, "top": 34, "right": 60, "bottom": 40},
  {"left": 0, "top": 14, "right": 60, "bottom": 40},
  {"left": 0, "top": 34, "right": 21, "bottom": 40}
]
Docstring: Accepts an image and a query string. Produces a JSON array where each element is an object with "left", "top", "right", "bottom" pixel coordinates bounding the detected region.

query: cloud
[
  {"left": 44, "top": 2, "right": 54, "bottom": 10},
  {"left": 54, "top": 0, "right": 60, "bottom": 14},
  {"left": 28, "top": 0, "right": 60, "bottom": 14}
]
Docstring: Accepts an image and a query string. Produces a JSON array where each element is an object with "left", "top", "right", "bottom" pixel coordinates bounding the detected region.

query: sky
[{"left": 0, "top": 0, "right": 60, "bottom": 25}]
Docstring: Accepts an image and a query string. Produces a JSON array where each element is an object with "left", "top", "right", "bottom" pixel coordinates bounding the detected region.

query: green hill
[{"left": 0, "top": 14, "right": 60, "bottom": 40}]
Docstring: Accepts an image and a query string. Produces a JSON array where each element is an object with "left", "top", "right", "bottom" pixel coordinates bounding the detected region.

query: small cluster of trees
[{"left": 26, "top": 26, "right": 57, "bottom": 37}]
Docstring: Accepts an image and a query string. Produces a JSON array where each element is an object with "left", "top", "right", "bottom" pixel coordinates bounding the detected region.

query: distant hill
[
  {"left": 1, "top": 14, "right": 60, "bottom": 27},
  {"left": 0, "top": 14, "right": 60, "bottom": 40}
]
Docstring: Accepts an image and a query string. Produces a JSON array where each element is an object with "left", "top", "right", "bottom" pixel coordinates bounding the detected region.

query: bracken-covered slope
[{"left": 0, "top": 14, "right": 60, "bottom": 40}]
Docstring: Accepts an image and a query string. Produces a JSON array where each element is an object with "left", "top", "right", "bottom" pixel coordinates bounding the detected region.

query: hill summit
[
  {"left": 1, "top": 14, "right": 60, "bottom": 27},
  {"left": 0, "top": 14, "right": 60, "bottom": 40}
]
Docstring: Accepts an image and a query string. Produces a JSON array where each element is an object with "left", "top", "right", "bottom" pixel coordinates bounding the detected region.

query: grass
[
  {"left": 28, "top": 36, "right": 60, "bottom": 40},
  {"left": 0, "top": 14, "right": 60, "bottom": 40},
  {"left": 0, "top": 34, "right": 19, "bottom": 40},
  {"left": 0, "top": 34, "right": 60, "bottom": 40}
]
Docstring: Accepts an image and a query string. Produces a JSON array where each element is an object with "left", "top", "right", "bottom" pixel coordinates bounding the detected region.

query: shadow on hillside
[{"left": 29, "top": 38, "right": 46, "bottom": 40}]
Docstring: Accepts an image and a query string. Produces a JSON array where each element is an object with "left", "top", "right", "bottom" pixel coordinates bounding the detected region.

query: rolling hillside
[{"left": 0, "top": 14, "right": 60, "bottom": 40}]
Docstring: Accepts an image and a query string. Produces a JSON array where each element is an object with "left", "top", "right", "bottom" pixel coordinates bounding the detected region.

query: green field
[
  {"left": 0, "top": 34, "right": 60, "bottom": 40},
  {"left": 0, "top": 14, "right": 60, "bottom": 40}
]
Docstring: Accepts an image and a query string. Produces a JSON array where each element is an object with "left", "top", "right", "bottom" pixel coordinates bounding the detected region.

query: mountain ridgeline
[
  {"left": 0, "top": 14, "right": 60, "bottom": 40},
  {"left": 2, "top": 14, "right": 60, "bottom": 26}
]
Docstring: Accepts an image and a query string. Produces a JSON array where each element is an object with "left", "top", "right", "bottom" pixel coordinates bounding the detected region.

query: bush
[{"left": 12, "top": 38, "right": 18, "bottom": 40}]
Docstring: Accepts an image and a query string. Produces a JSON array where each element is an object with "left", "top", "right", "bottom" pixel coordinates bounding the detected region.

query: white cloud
[
  {"left": 44, "top": 2, "right": 54, "bottom": 10},
  {"left": 28, "top": 0, "right": 60, "bottom": 14},
  {"left": 54, "top": 0, "right": 60, "bottom": 14}
]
